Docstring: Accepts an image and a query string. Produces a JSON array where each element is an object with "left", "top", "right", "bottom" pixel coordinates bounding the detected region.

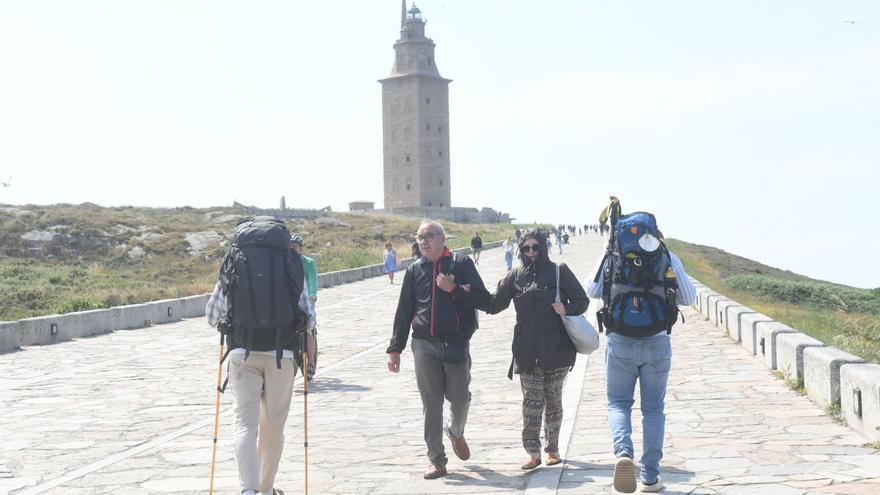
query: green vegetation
[
  {"left": 0, "top": 204, "right": 532, "bottom": 321},
  {"left": 772, "top": 369, "right": 805, "bottom": 395},
  {"left": 825, "top": 401, "right": 846, "bottom": 425},
  {"left": 666, "top": 239, "right": 880, "bottom": 364}
]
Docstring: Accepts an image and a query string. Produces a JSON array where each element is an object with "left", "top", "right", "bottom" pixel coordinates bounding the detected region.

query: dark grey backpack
[{"left": 219, "top": 216, "right": 306, "bottom": 368}]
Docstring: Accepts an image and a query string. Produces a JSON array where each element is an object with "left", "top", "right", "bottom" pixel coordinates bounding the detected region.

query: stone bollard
[
  {"left": 716, "top": 300, "right": 744, "bottom": 336},
  {"left": 840, "top": 363, "right": 880, "bottom": 443},
  {"left": 803, "top": 347, "right": 866, "bottom": 409},
  {"left": 755, "top": 321, "right": 796, "bottom": 370},
  {"left": 725, "top": 306, "right": 756, "bottom": 343},
  {"left": 740, "top": 313, "right": 774, "bottom": 356},
  {"left": 776, "top": 332, "right": 825, "bottom": 386},
  {"left": 0, "top": 321, "right": 22, "bottom": 352}
]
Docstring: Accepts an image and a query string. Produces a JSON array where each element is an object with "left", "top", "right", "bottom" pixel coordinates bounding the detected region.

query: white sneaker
[
  {"left": 612, "top": 456, "right": 637, "bottom": 493},
  {"left": 640, "top": 475, "right": 663, "bottom": 492}
]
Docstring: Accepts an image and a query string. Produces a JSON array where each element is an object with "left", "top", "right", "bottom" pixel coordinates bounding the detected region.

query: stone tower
[{"left": 380, "top": 2, "right": 452, "bottom": 209}]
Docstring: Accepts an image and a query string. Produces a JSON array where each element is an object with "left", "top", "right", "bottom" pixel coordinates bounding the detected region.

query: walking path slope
[{"left": 1, "top": 234, "right": 878, "bottom": 494}]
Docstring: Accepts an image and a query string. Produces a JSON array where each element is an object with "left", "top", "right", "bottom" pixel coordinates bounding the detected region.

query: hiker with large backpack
[
  {"left": 438, "top": 228, "right": 589, "bottom": 471},
  {"left": 386, "top": 219, "right": 489, "bottom": 480},
  {"left": 587, "top": 212, "right": 695, "bottom": 493},
  {"left": 206, "top": 216, "right": 315, "bottom": 495}
]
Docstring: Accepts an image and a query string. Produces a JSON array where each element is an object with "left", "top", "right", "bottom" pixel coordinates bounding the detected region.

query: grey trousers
[{"left": 411, "top": 336, "right": 472, "bottom": 465}]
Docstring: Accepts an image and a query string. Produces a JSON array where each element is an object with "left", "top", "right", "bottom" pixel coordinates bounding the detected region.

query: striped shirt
[{"left": 586, "top": 251, "right": 696, "bottom": 306}]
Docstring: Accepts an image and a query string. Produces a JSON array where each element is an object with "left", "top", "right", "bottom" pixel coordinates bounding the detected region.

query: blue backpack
[{"left": 595, "top": 212, "right": 681, "bottom": 336}]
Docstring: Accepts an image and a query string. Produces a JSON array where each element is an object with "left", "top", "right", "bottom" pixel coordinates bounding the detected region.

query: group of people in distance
[{"left": 207, "top": 203, "right": 695, "bottom": 495}]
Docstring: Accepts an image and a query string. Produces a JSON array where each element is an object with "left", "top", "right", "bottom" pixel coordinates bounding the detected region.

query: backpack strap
[{"left": 275, "top": 327, "right": 282, "bottom": 369}]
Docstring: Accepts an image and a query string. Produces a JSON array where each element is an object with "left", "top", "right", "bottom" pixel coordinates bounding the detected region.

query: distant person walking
[
  {"left": 502, "top": 235, "right": 514, "bottom": 270},
  {"left": 412, "top": 239, "right": 422, "bottom": 260},
  {"left": 554, "top": 229, "right": 563, "bottom": 254},
  {"left": 383, "top": 241, "right": 400, "bottom": 284},
  {"left": 471, "top": 232, "right": 483, "bottom": 265}
]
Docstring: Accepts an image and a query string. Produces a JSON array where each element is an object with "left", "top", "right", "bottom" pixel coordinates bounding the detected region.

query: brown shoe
[
  {"left": 446, "top": 427, "right": 471, "bottom": 461},
  {"left": 521, "top": 455, "right": 542, "bottom": 470},
  {"left": 423, "top": 463, "right": 448, "bottom": 479},
  {"left": 544, "top": 453, "right": 562, "bottom": 466}
]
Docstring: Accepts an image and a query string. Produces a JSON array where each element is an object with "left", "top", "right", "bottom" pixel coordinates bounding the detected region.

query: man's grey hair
[{"left": 418, "top": 219, "right": 446, "bottom": 239}]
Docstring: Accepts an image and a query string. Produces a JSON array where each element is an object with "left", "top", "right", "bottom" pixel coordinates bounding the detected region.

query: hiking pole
[
  {"left": 209, "top": 334, "right": 224, "bottom": 495},
  {"left": 301, "top": 330, "right": 309, "bottom": 495}
]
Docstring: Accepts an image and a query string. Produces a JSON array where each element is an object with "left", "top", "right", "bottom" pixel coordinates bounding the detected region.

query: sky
[{"left": 0, "top": 1, "right": 878, "bottom": 288}]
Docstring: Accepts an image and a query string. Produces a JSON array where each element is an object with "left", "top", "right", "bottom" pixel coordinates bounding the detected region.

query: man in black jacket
[
  {"left": 470, "top": 232, "right": 483, "bottom": 264},
  {"left": 387, "top": 219, "right": 489, "bottom": 479}
]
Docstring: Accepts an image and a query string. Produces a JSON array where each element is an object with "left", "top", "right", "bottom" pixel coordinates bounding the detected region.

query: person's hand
[
  {"left": 459, "top": 283, "right": 471, "bottom": 292},
  {"left": 551, "top": 302, "right": 566, "bottom": 315},
  {"left": 436, "top": 273, "right": 456, "bottom": 293},
  {"left": 387, "top": 352, "right": 401, "bottom": 373}
]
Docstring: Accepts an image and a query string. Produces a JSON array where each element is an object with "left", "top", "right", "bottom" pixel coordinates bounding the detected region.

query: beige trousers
[{"left": 229, "top": 352, "right": 296, "bottom": 493}]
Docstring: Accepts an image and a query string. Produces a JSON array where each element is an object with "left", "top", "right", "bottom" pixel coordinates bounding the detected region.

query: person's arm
[
  {"left": 447, "top": 265, "right": 515, "bottom": 315},
  {"left": 299, "top": 279, "right": 316, "bottom": 330},
  {"left": 558, "top": 263, "right": 589, "bottom": 315},
  {"left": 387, "top": 267, "right": 416, "bottom": 354},
  {"left": 306, "top": 259, "right": 318, "bottom": 299},
  {"left": 668, "top": 252, "right": 697, "bottom": 306},
  {"left": 586, "top": 257, "right": 606, "bottom": 299}
]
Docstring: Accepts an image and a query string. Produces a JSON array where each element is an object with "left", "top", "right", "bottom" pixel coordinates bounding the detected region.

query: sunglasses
[
  {"left": 416, "top": 232, "right": 439, "bottom": 242},
  {"left": 521, "top": 244, "right": 541, "bottom": 253}
]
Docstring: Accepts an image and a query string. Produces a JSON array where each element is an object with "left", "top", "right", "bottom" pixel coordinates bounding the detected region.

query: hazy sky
[{"left": 1, "top": 1, "right": 878, "bottom": 288}]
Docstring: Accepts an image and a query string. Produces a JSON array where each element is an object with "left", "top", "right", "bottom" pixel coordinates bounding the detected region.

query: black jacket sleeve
[
  {"left": 558, "top": 263, "right": 589, "bottom": 316},
  {"left": 454, "top": 267, "right": 515, "bottom": 315},
  {"left": 387, "top": 267, "right": 416, "bottom": 353},
  {"left": 450, "top": 256, "right": 489, "bottom": 307}
]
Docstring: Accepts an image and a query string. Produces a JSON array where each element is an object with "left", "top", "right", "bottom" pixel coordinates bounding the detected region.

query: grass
[
  {"left": 771, "top": 369, "right": 805, "bottom": 395},
  {"left": 825, "top": 401, "right": 846, "bottom": 425},
  {"left": 0, "top": 203, "right": 540, "bottom": 321},
  {"left": 666, "top": 239, "right": 880, "bottom": 364}
]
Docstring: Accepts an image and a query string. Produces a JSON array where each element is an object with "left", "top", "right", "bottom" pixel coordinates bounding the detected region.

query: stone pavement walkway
[{"left": 1, "top": 233, "right": 878, "bottom": 495}]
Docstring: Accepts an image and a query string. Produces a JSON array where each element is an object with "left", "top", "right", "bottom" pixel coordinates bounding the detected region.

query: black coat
[
  {"left": 458, "top": 260, "right": 588, "bottom": 374},
  {"left": 387, "top": 249, "right": 487, "bottom": 353}
]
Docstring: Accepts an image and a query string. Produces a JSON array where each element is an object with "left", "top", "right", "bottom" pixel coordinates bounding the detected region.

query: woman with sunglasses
[{"left": 437, "top": 229, "right": 588, "bottom": 469}]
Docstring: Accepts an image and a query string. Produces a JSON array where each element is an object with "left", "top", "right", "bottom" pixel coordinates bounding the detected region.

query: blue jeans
[
  {"left": 605, "top": 332, "right": 671, "bottom": 484},
  {"left": 504, "top": 251, "right": 513, "bottom": 270}
]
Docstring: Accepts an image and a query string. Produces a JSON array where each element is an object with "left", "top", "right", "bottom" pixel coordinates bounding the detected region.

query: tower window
[
  {"left": 428, "top": 201, "right": 432, "bottom": 206},
  {"left": 406, "top": 155, "right": 410, "bottom": 163},
  {"left": 426, "top": 124, "right": 431, "bottom": 130},
  {"left": 428, "top": 57, "right": 432, "bottom": 66},
  {"left": 406, "top": 184, "right": 411, "bottom": 190},
  {"left": 438, "top": 150, "right": 443, "bottom": 157},
  {"left": 439, "top": 179, "right": 443, "bottom": 186},
  {"left": 426, "top": 97, "right": 430, "bottom": 105},
  {"left": 440, "top": 202, "right": 444, "bottom": 207},
  {"left": 438, "top": 126, "right": 443, "bottom": 133}
]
